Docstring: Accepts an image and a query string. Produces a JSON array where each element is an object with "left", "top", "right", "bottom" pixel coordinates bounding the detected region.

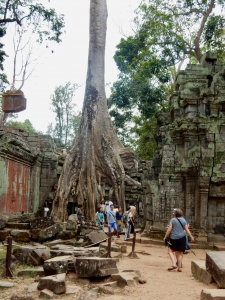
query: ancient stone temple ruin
[
  {"left": 148, "top": 53, "right": 225, "bottom": 242},
  {"left": 0, "top": 53, "right": 225, "bottom": 244},
  {"left": 0, "top": 126, "right": 64, "bottom": 215}
]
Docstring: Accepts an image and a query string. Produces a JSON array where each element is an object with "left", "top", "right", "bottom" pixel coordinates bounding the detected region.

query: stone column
[{"left": 199, "top": 177, "right": 210, "bottom": 231}]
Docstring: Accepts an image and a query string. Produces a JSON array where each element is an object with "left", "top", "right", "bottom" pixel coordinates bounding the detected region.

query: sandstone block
[
  {"left": 38, "top": 223, "right": 63, "bottom": 242},
  {"left": 111, "top": 271, "right": 140, "bottom": 287},
  {"left": 39, "top": 289, "right": 54, "bottom": 299},
  {"left": 6, "top": 222, "right": 30, "bottom": 229},
  {"left": 37, "top": 273, "right": 66, "bottom": 294},
  {"left": 206, "top": 252, "right": 225, "bottom": 288},
  {"left": 29, "top": 217, "right": 55, "bottom": 229},
  {"left": 43, "top": 255, "right": 73, "bottom": 276},
  {"left": 191, "top": 260, "right": 213, "bottom": 284},
  {"left": 85, "top": 231, "right": 108, "bottom": 245},
  {"left": 75, "top": 257, "right": 118, "bottom": 277},
  {"left": 0, "top": 213, "right": 9, "bottom": 229},
  {"left": 10, "top": 229, "right": 31, "bottom": 242},
  {"left": 27, "top": 249, "right": 44, "bottom": 266},
  {"left": 200, "top": 289, "right": 225, "bottom": 300},
  {"left": 13, "top": 246, "right": 34, "bottom": 264}
]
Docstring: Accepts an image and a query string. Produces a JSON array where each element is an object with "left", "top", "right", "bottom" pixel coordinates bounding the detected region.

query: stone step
[
  {"left": 6, "top": 222, "right": 30, "bottom": 229},
  {"left": 191, "top": 260, "right": 213, "bottom": 284},
  {"left": 206, "top": 251, "right": 225, "bottom": 288},
  {"left": 201, "top": 289, "right": 225, "bottom": 300}
]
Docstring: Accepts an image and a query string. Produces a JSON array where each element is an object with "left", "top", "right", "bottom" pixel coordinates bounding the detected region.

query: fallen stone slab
[
  {"left": 39, "top": 288, "right": 54, "bottom": 299},
  {"left": 200, "top": 289, "right": 225, "bottom": 300},
  {"left": 43, "top": 255, "right": 73, "bottom": 276},
  {"left": 0, "top": 213, "right": 9, "bottom": 229},
  {"left": 0, "top": 228, "right": 11, "bottom": 241},
  {"left": 206, "top": 252, "right": 225, "bottom": 288},
  {"left": 13, "top": 245, "right": 49, "bottom": 264},
  {"left": 38, "top": 223, "right": 63, "bottom": 242},
  {"left": 66, "top": 220, "right": 77, "bottom": 231},
  {"left": 191, "top": 260, "right": 213, "bottom": 284},
  {"left": 17, "top": 267, "right": 45, "bottom": 277},
  {"left": 29, "top": 217, "right": 55, "bottom": 229},
  {"left": 13, "top": 246, "right": 35, "bottom": 264},
  {"left": 6, "top": 222, "right": 30, "bottom": 229},
  {"left": 75, "top": 257, "right": 118, "bottom": 277},
  {"left": 0, "top": 281, "right": 15, "bottom": 288},
  {"left": 11, "top": 296, "right": 35, "bottom": 300},
  {"left": 37, "top": 273, "right": 66, "bottom": 294},
  {"left": 27, "top": 249, "right": 45, "bottom": 266},
  {"left": 111, "top": 271, "right": 140, "bottom": 287},
  {"left": 27, "top": 282, "right": 38, "bottom": 293},
  {"left": 77, "top": 287, "right": 99, "bottom": 300},
  {"left": 10, "top": 229, "right": 31, "bottom": 242},
  {"left": 85, "top": 231, "right": 108, "bottom": 245}
]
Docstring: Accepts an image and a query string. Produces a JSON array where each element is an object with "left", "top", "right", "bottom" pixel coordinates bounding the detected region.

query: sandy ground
[{"left": 0, "top": 242, "right": 218, "bottom": 300}]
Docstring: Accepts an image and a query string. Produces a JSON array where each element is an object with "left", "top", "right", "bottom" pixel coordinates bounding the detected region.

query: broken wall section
[{"left": 0, "top": 126, "right": 63, "bottom": 215}]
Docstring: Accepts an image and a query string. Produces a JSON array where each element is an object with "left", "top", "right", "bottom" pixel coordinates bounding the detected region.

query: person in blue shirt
[
  {"left": 107, "top": 204, "right": 117, "bottom": 233},
  {"left": 96, "top": 206, "right": 105, "bottom": 231}
]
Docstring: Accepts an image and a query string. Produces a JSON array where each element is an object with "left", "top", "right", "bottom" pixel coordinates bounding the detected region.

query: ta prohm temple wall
[{"left": 148, "top": 53, "right": 225, "bottom": 243}]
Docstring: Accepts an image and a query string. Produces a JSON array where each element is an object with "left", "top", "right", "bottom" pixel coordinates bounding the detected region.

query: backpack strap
[{"left": 177, "top": 217, "right": 184, "bottom": 230}]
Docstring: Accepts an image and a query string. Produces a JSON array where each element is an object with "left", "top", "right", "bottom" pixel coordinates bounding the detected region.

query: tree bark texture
[{"left": 52, "top": 0, "right": 127, "bottom": 221}]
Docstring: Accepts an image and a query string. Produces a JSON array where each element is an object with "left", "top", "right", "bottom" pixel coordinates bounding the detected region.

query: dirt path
[
  {"left": 100, "top": 243, "right": 217, "bottom": 300},
  {"left": 0, "top": 243, "right": 217, "bottom": 300}
]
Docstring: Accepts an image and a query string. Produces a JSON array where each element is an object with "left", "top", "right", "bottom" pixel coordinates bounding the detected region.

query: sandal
[
  {"left": 168, "top": 266, "right": 177, "bottom": 271},
  {"left": 177, "top": 269, "right": 182, "bottom": 272}
]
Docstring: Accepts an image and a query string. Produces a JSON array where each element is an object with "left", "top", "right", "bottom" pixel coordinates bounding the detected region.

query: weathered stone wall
[
  {"left": 147, "top": 53, "right": 225, "bottom": 242},
  {"left": 0, "top": 126, "right": 61, "bottom": 215}
]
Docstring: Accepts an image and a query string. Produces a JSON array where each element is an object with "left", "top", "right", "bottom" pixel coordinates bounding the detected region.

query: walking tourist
[
  {"left": 76, "top": 204, "right": 83, "bottom": 223},
  {"left": 105, "top": 197, "right": 113, "bottom": 223},
  {"left": 163, "top": 208, "right": 195, "bottom": 272},
  {"left": 107, "top": 204, "right": 117, "bottom": 234},
  {"left": 124, "top": 206, "right": 134, "bottom": 241},
  {"left": 116, "top": 206, "right": 123, "bottom": 237},
  {"left": 96, "top": 206, "right": 105, "bottom": 231}
]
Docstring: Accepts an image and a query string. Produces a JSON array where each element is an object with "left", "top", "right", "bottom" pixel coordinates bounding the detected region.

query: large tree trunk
[{"left": 51, "top": 0, "right": 126, "bottom": 221}]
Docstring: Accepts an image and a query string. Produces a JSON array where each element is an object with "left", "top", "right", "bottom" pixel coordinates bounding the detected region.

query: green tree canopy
[
  {"left": 47, "top": 82, "right": 81, "bottom": 148},
  {"left": 6, "top": 118, "right": 39, "bottom": 133},
  {"left": 0, "top": 0, "right": 65, "bottom": 87},
  {"left": 108, "top": 0, "right": 225, "bottom": 159}
]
